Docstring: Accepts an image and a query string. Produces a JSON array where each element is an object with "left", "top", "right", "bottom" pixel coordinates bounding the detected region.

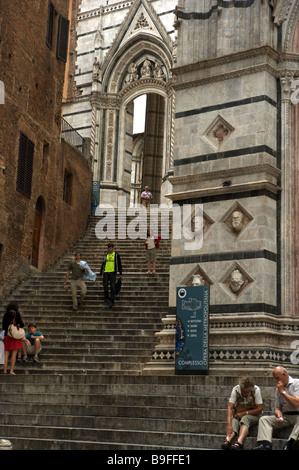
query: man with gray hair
[
  {"left": 253, "top": 366, "right": 299, "bottom": 450},
  {"left": 221, "top": 375, "right": 263, "bottom": 450}
]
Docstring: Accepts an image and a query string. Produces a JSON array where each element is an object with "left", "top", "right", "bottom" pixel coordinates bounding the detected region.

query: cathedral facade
[{"left": 64, "top": 0, "right": 299, "bottom": 373}]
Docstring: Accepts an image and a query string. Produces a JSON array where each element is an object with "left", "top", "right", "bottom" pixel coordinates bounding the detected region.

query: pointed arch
[
  {"left": 102, "top": 33, "right": 173, "bottom": 94},
  {"left": 93, "top": 32, "right": 175, "bottom": 205}
]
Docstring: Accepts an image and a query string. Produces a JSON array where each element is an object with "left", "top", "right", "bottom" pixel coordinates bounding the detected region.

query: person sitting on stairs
[
  {"left": 221, "top": 375, "right": 263, "bottom": 450},
  {"left": 22, "top": 323, "right": 44, "bottom": 363},
  {"left": 253, "top": 366, "right": 299, "bottom": 450}
]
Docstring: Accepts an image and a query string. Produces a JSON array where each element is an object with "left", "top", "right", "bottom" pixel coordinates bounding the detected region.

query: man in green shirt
[{"left": 64, "top": 252, "right": 87, "bottom": 310}]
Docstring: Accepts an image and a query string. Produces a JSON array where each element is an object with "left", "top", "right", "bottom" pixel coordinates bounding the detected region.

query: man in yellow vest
[{"left": 99, "top": 243, "right": 122, "bottom": 308}]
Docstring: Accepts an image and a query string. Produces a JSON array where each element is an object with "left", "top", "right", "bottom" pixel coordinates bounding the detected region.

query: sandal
[
  {"left": 231, "top": 441, "right": 243, "bottom": 450},
  {"left": 221, "top": 439, "right": 231, "bottom": 450}
]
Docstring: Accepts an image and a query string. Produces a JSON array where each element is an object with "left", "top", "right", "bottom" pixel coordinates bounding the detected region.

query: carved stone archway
[{"left": 90, "top": 33, "right": 175, "bottom": 206}]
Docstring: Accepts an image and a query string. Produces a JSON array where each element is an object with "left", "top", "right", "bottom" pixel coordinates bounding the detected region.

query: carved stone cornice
[
  {"left": 165, "top": 180, "right": 281, "bottom": 202},
  {"left": 90, "top": 92, "right": 122, "bottom": 110},
  {"left": 173, "top": 63, "right": 279, "bottom": 91},
  {"left": 118, "top": 76, "right": 173, "bottom": 98},
  {"left": 172, "top": 45, "right": 280, "bottom": 77},
  {"left": 168, "top": 163, "right": 281, "bottom": 186},
  {"left": 172, "top": 46, "right": 280, "bottom": 90}
]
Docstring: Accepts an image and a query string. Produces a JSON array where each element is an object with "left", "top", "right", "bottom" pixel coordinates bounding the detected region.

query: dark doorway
[{"left": 32, "top": 197, "right": 44, "bottom": 268}]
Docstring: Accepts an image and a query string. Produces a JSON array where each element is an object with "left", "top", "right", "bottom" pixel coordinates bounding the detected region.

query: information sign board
[{"left": 175, "top": 286, "right": 209, "bottom": 374}]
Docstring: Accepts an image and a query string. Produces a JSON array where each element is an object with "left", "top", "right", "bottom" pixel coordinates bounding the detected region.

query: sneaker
[
  {"left": 22, "top": 355, "right": 28, "bottom": 362},
  {"left": 253, "top": 441, "right": 272, "bottom": 450},
  {"left": 283, "top": 439, "right": 295, "bottom": 450},
  {"left": 33, "top": 355, "right": 39, "bottom": 362},
  {"left": 109, "top": 301, "right": 114, "bottom": 308}
]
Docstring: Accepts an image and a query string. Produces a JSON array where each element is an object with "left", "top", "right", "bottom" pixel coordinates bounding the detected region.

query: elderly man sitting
[{"left": 253, "top": 366, "right": 299, "bottom": 450}]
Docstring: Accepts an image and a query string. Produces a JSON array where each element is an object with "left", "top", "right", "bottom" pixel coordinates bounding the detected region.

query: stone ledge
[{"left": 165, "top": 180, "right": 281, "bottom": 202}]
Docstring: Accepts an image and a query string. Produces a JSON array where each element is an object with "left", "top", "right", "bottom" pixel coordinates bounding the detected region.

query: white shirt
[
  {"left": 275, "top": 376, "right": 299, "bottom": 413},
  {"left": 146, "top": 237, "right": 155, "bottom": 250}
]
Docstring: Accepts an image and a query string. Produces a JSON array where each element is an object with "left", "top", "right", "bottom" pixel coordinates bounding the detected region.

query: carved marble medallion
[{"left": 221, "top": 202, "right": 253, "bottom": 237}]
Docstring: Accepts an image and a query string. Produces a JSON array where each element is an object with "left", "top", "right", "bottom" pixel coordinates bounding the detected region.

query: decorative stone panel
[
  {"left": 203, "top": 114, "right": 235, "bottom": 150},
  {"left": 180, "top": 264, "right": 213, "bottom": 287},
  {"left": 221, "top": 202, "right": 253, "bottom": 237},
  {"left": 219, "top": 262, "right": 253, "bottom": 300}
]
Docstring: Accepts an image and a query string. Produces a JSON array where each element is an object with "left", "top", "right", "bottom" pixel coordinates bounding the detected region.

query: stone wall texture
[{"left": 0, "top": 0, "right": 92, "bottom": 299}]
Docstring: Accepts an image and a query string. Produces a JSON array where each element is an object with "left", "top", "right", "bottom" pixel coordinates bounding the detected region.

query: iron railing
[{"left": 61, "top": 117, "right": 83, "bottom": 152}]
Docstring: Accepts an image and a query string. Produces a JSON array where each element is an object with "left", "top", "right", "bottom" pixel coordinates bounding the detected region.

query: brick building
[{"left": 0, "top": 0, "right": 92, "bottom": 299}]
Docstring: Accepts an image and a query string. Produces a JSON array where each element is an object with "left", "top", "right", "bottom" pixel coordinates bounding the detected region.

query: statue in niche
[
  {"left": 153, "top": 60, "right": 165, "bottom": 80},
  {"left": 140, "top": 59, "right": 152, "bottom": 78},
  {"left": 125, "top": 62, "right": 138, "bottom": 83},
  {"left": 134, "top": 12, "right": 150, "bottom": 31},
  {"left": 92, "top": 57, "right": 101, "bottom": 81},
  {"left": 231, "top": 210, "right": 244, "bottom": 233},
  {"left": 229, "top": 269, "right": 244, "bottom": 293}
]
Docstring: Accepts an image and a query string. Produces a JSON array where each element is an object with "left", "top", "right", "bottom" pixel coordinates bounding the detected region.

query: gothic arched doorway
[
  {"left": 91, "top": 24, "right": 174, "bottom": 207},
  {"left": 128, "top": 92, "right": 166, "bottom": 206}
]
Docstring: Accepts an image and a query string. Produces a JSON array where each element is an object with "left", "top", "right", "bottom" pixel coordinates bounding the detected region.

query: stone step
[
  {"left": 0, "top": 379, "right": 276, "bottom": 397},
  {"left": 0, "top": 425, "right": 288, "bottom": 451},
  {"left": 2, "top": 213, "right": 288, "bottom": 451}
]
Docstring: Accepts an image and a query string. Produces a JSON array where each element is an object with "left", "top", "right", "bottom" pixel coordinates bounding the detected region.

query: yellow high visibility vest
[{"left": 104, "top": 252, "right": 115, "bottom": 273}]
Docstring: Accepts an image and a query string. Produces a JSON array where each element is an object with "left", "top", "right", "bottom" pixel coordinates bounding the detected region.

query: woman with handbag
[{"left": 2, "top": 302, "right": 25, "bottom": 375}]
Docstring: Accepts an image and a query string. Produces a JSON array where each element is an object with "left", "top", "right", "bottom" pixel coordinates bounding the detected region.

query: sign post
[{"left": 175, "top": 285, "right": 209, "bottom": 375}]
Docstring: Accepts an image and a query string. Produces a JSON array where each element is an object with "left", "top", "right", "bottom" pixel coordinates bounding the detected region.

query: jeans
[{"left": 103, "top": 272, "right": 116, "bottom": 301}]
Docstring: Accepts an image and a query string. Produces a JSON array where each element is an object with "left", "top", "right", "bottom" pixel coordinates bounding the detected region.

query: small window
[
  {"left": 16, "top": 132, "right": 34, "bottom": 198},
  {"left": 56, "top": 14, "right": 69, "bottom": 62},
  {"left": 63, "top": 171, "right": 72, "bottom": 204},
  {"left": 46, "top": 1, "right": 56, "bottom": 49},
  {"left": 43, "top": 140, "right": 49, "bottom": 166}
]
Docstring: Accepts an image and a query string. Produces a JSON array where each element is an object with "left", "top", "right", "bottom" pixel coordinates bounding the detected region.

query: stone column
[{"left": 279, "top": 70, "right": 298, "bottom": 316}]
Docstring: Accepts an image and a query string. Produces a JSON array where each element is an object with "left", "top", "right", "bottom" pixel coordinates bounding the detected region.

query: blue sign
[{"left": 175, "top": 286, "right": 209, "bottom": 374}]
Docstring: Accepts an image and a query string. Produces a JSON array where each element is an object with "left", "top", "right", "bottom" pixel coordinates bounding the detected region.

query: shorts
[
  {"left": 146, "top": 248, "right": 156, "bottom": 262},
  {"left": 27, "top": 344, "right": 42, "bottom": 355}
]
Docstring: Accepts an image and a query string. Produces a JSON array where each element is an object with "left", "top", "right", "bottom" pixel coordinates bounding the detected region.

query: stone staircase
[{"left": 0, "top": 214, "right": 292, "bottom": 450}]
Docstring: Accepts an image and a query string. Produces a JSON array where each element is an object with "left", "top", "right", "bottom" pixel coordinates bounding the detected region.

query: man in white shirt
[
  {"left": 221, "top": 376, "right": 263, "bottom": 450},
  {"left": 140, "top": 186, "right": 152, "bottom": 209},
  {"left": 253, "top": 366, "right": 299, "bottom": 450}
]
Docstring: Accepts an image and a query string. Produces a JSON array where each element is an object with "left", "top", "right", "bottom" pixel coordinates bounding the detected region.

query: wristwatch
[{"left": 282, "top": 391, "right": 287, "bottom": 395}]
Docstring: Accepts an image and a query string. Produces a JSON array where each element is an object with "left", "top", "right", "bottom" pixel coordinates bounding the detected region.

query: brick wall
[{"left": 0, "top": 0, "right": 92, "bottom": 299}]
